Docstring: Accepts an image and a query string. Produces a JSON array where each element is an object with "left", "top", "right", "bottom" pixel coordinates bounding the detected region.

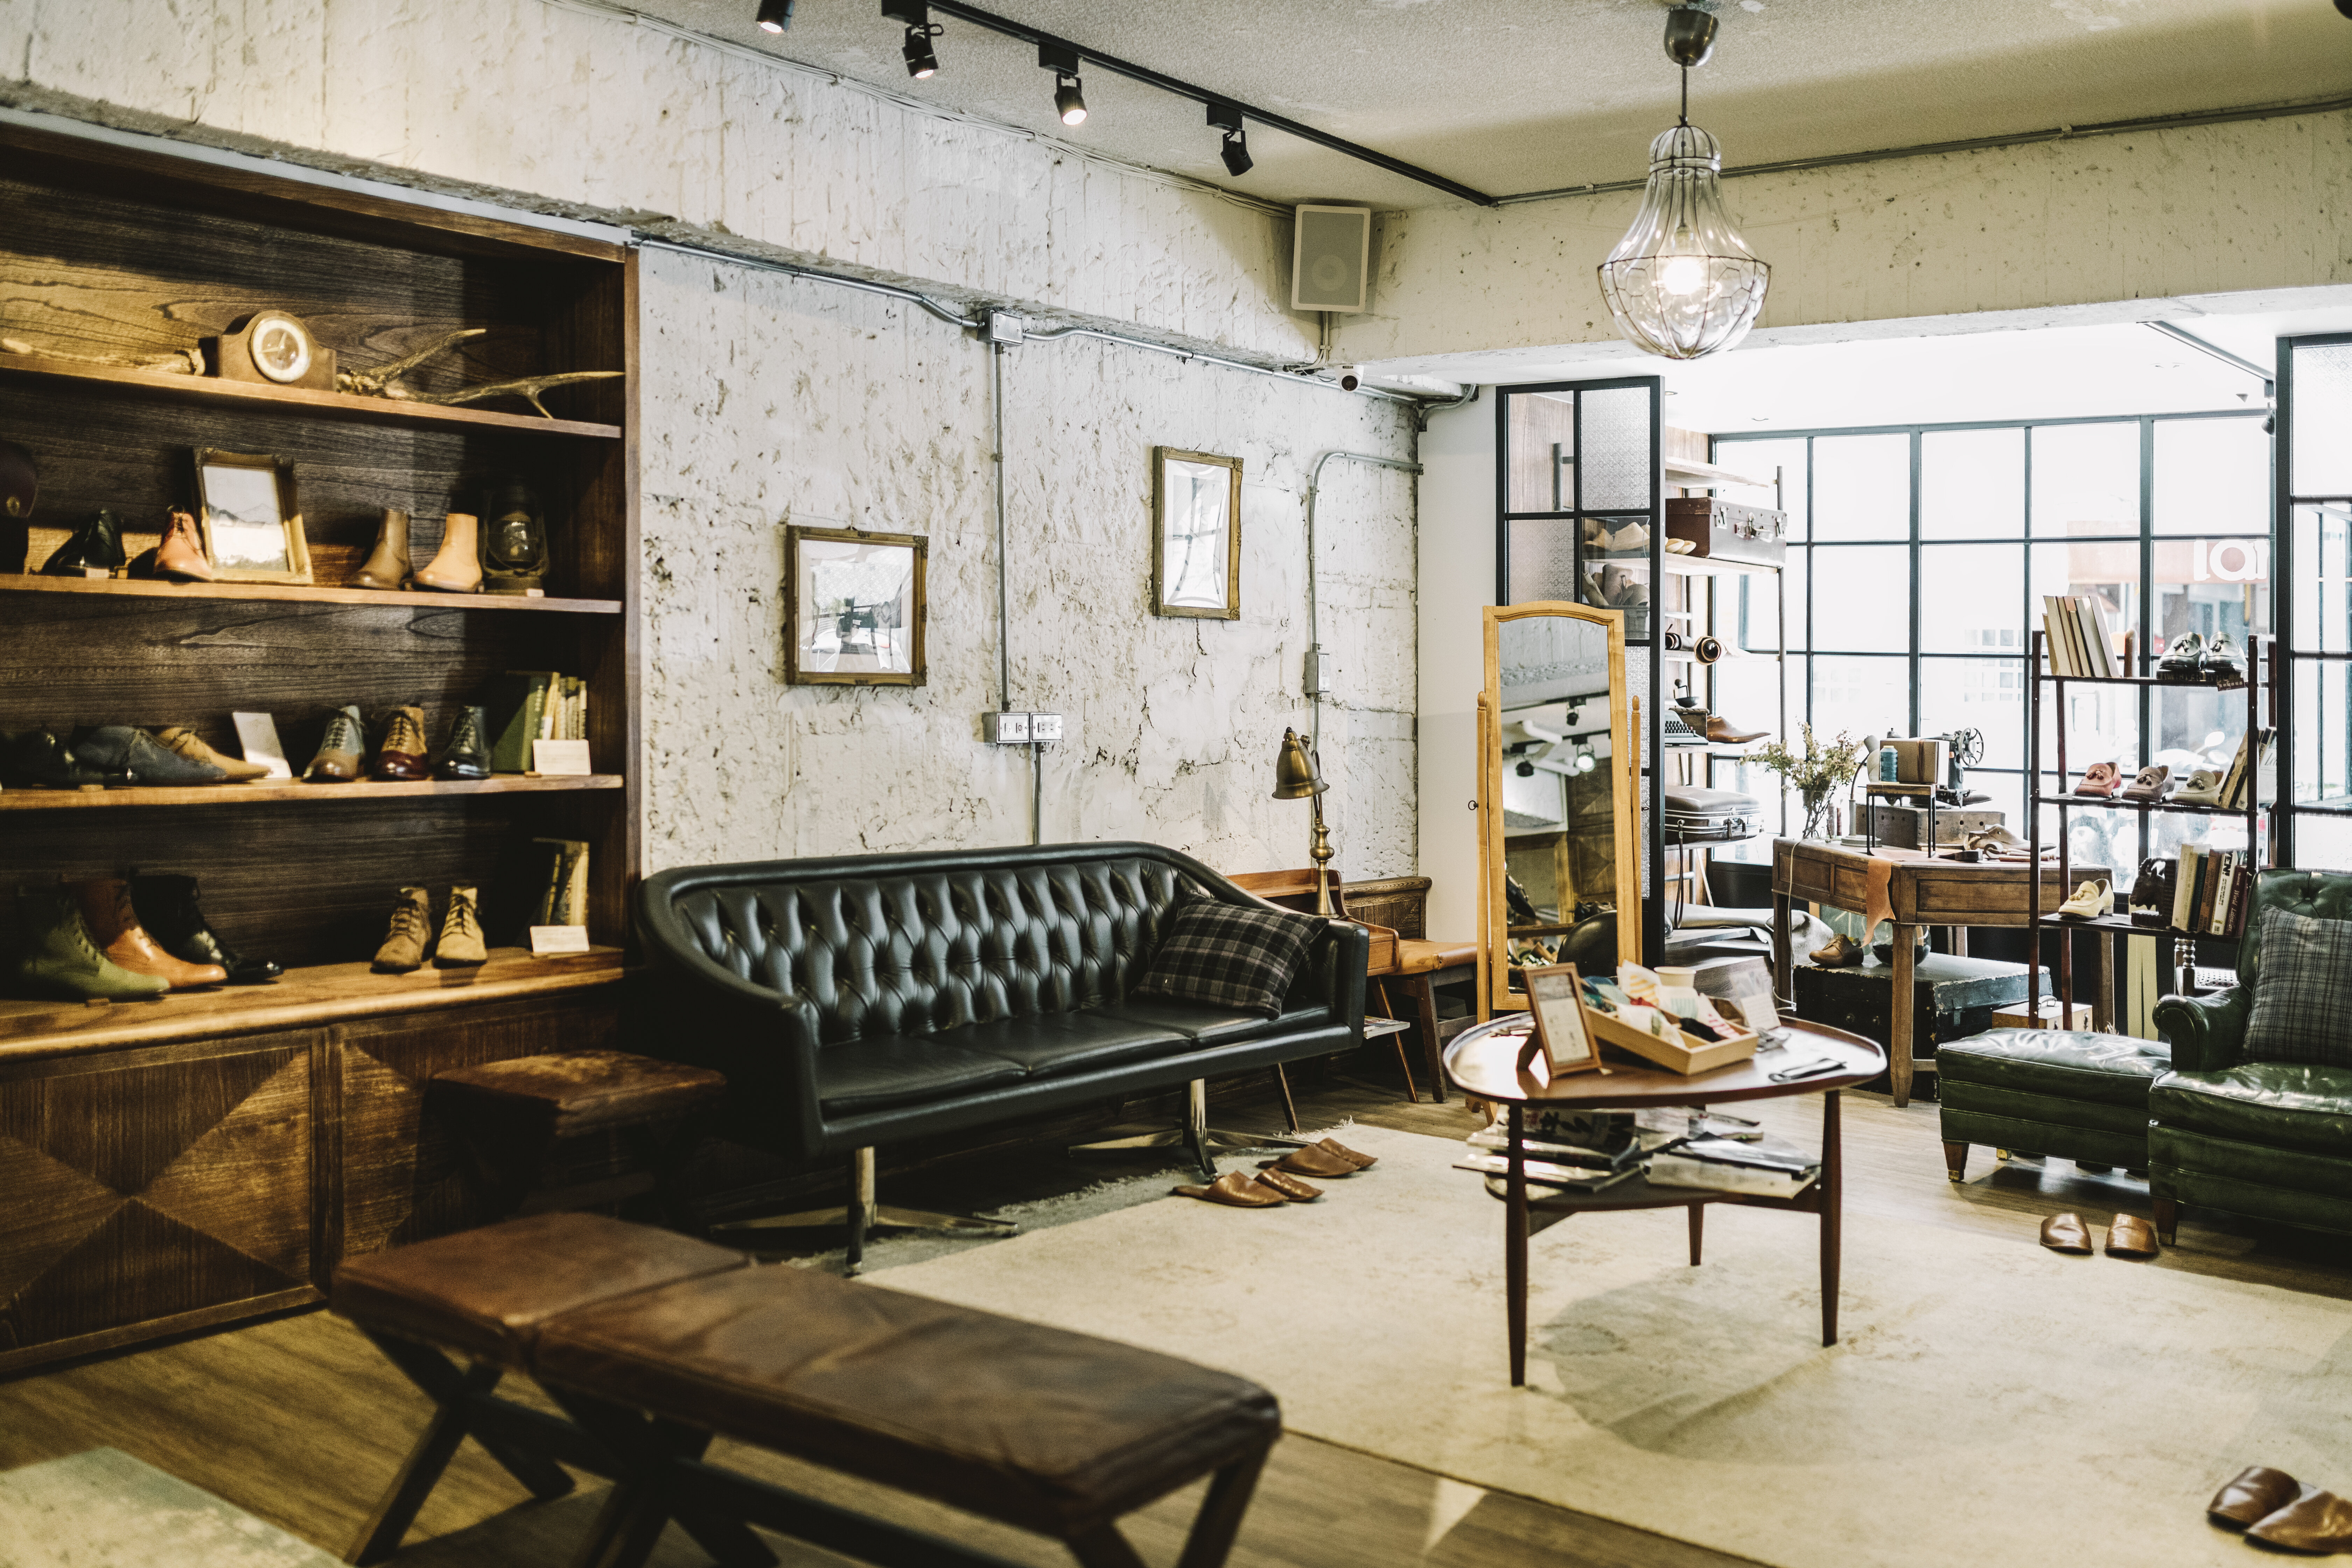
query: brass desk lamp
[{"left": 1273, "top": 727, "right": 1335, "bottom": 915}]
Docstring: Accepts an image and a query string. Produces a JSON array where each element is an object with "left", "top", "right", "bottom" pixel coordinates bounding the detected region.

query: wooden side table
[{"left": 1445, "top": 1016, "right": 1884, "bottom": 1388}]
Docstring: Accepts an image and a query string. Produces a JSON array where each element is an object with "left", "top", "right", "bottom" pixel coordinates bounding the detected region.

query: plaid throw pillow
[
  {"left": 1134, "top": 896, "right": 1322, "bottom": 1017},
  {"left": 2245, "top": 906, "right": 2352, "bottom": 1068}
]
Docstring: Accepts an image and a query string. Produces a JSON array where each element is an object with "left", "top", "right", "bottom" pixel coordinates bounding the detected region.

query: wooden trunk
[{"left": 1792, "top": 952, "right": 2039, "bottom": 1084}]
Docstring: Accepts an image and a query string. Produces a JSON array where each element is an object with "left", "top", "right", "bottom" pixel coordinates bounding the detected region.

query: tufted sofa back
[
  {"left": 2236, "top": 868, "right": 2352, "bottom": 998},
  {"left": 641, "top": 843, "right": 1226, "bottom": 1045}
]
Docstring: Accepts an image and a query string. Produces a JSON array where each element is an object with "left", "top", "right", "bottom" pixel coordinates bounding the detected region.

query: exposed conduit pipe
[{"left": 1304, "top": 450, "right": 1424, "bottom": 757}]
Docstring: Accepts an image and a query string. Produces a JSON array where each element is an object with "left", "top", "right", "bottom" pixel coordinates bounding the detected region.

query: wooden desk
[{"left": 1770, "top": 839, "right": 2109, "bottom": 1107}]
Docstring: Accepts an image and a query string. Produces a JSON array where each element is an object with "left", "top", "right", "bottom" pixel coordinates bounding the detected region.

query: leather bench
[
  {"left": 333, "top": 1211, "right": 1281, "bottom": 1568},
  {"left": 1937, "top": 1028, "right": 2171, "bottom": 1181}
]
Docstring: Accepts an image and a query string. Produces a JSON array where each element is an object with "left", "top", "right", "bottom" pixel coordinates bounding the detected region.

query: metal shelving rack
[{"left": 2025, "top": 631, "right": 2273, "bottom": 1015}]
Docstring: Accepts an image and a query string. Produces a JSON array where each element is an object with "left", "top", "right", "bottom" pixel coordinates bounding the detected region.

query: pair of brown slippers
[
  {"left": 1170, "top": 1138, "right": 1377, "bottom": 1208},
  {"left": 2211, "top": 1465, "right": 2352, "bottom": 1553},
  {"left": 2039, "top": 1211, "right": 2158, "bottom": 1258}
]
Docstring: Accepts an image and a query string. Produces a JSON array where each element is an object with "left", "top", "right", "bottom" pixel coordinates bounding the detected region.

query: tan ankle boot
[
  {"left": 411, "top": 512, "right": 481, "bottom": 593},
  {"left": 353, "top": 509, "right": 411, "bottom": 590},
  {"left": 434, "top": 886, "right": 487, "bottom": 967},
  {"left": 373, "top": 886, "right": 433, "bottom": 973}
]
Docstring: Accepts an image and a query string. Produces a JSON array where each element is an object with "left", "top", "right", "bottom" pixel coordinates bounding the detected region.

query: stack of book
[
  {"left": 2215, "top": 727, "right": 2273, "bottom": 811},
  {"left": 1647, "top": 1133, "right": 1822, "bottom": 1196},
  {"left": 483, "top": 670, "right": 588, "bottom": 773},
  {"left": 529, "top": 837, "right": 592, "bottom": 928},
  {"left": 1455, "top": 1111, "right": 1674, "bottom": 1194},
  {"left": 2171, "top": 845, "right": 2253, "bottom": 939},
  {"left": 2040, "top": 594, "right": 2125, "bottom": 678}
]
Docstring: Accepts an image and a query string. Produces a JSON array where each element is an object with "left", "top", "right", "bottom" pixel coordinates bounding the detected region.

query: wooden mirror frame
[{"left": 1477, "top": 600, "right": 1641, "bottom": 1018}]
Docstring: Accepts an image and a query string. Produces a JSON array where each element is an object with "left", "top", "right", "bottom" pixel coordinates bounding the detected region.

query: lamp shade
[
  {"left": 1596, "top": 123, "right": 1769, "bottom": 360},
  {"left": 1272, "top": 727, "right": 1327, "bottom": 799}
]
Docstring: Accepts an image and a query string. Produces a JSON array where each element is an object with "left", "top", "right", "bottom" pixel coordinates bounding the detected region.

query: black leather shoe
[
  {"left": 436, "top": 705, "right": 492, "bottom": 780},
  {"left": 71, "top": 726, "right": 230, "bottom": 785},
  {"left": 131, "top": 873, "right": 282, "bottom": 985},
  {"left": 0, "top": 728, "right": 127, "bottom": 788},
  {"left": 41, "top": 510, "right": 127, "bottom": 576}
]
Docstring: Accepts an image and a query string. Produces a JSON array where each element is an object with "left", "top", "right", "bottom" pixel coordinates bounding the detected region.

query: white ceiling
[{"left": 643, "top": 0, "right": 2349, "bottom": 208}]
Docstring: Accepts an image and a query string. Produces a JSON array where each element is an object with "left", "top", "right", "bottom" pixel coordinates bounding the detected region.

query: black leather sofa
[{"left": 635, "top": 841, "right": 1368, "bottom": 1267}]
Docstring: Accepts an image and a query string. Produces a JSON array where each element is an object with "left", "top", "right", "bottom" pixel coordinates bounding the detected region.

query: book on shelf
[
  {"left": 2040, "top": 595, "right": 2127, "bottom": 678},
  {"left": 2219, "top": 727, "right": 2274, "bottom": 811},
  {"left": 483, "top": 670, "right": 558, "bottom": 773},
  {"left": 530, "top": 836, "right": 591, "bottom": 927}
]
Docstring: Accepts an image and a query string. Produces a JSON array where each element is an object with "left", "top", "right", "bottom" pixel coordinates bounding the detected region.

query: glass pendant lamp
[{"left": 1596, "top": 7, "right": 1770, "bottom": 360}]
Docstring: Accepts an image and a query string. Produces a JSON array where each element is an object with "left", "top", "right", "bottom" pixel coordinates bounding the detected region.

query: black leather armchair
[{"left": 635, "top": 841, "right": 1368, "bottom": 1268}]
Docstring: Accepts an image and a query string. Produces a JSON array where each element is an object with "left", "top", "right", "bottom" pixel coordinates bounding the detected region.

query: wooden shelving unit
[
  {"left": 0, "top": 572, "right": 621, "bottom": 615},
  {"left": 0, "top": 775, "right": 625, "bottom": 811}
]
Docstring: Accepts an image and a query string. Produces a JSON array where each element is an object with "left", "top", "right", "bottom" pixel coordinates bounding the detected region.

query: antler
[
  {"left": 336, "top": 327, "right": 488, "bottom": 397},
  {"left": 385, "top": 370, "right": 624, "bottom": 419}
]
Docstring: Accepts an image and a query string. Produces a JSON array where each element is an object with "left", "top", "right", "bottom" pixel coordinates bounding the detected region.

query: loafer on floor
[
  {"left": 2251, "top": 1490, "right": 2352, "bottom": 1554},
  {"left": 2211, "top": 1466, "right": 2306, "bottom": 1530},
  {"left": 1171, "top": 1171, "right": 1287, "bottom": 1208},
  {"left": 2039, "top": 1212, "right": 2093, "bottom": 1254},
  {"left": 1252, "top": 1168, "right": 1324, "bottom": 1202},
  {"left": 1260, "top": 1146, "right": 1358, "bottom": 1179},
  {"left": 1314, "top": 1137, "right": 1376, "bottom": 1170},
  {"left": 2106, "top": 1214, "right": 2160, "bottom": 1258}
]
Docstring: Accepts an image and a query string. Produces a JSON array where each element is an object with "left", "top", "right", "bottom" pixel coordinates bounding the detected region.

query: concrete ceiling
[{"left": 643, "top": 0, "right": 2349, "bottom": 209}]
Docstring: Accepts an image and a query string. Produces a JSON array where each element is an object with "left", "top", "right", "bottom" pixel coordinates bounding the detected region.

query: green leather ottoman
[
  {"left": 1937, "top": 1029, "right": 2171, "bottom": 1182},
  {"left": 2147, "top": 1064, "right": 2352, "bottom": 1240}
]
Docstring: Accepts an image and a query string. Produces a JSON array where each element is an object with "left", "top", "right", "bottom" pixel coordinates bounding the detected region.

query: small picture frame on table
[
  {"left": 193, "top": 448, "right": 310, "bottom": 584},
  {"left": 1519, "top": 962, "right": 1602, "bottom": 1076}
]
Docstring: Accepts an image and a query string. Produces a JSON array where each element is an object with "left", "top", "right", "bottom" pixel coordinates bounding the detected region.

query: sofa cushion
[
  {"left": 2147, "top": 1062, "right": 2352, "bottom": 1158},
  {"left": 1934, "top": 1029, "right": 2170, "bottom": 1107},
  {"left": 816, "top": 1037, "right": 1029, "bottom": 1114},
  {"left": 1133, "top": 896, "right": 1320, "bottom": 1017},
  {"left": 947, "top": 1013, "right": 1196, "bottom": 1077},
  {"left": 1100, "top": 996, "right": 1320, "bottom": 1047},
  {"left": 2244, "top": 906, "right": 2352, "bottom": 1068}
]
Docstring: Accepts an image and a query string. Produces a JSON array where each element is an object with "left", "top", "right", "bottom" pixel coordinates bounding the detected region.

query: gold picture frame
[
  {"left": 784, "top": 524, "right": 927, "bottom": 686},
  {"left": 1152, "top": 446, "right": 1241, "bottom": 619},
  {"left": 192, "top": 448, "right": 310, "bottom": 584}
]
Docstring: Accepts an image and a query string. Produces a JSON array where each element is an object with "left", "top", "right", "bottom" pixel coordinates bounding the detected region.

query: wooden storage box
[
  {"left": 1584, "top": 1002, "right": 1759, "bottom": 1074},
  {"left": 1665, "top": 498, "right": 1787, "bottom": 566}
]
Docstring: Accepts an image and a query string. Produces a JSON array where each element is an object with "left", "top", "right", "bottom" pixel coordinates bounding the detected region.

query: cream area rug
[
  {"left": 877, "top": 1126, "right": 2352, "bottom": 1568},
  {"left": 0, "top": 1447, "right": 344, "bottom": 1568}
]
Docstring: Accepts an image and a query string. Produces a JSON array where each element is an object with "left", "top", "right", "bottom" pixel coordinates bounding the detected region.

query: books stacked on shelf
[
  {"left": 2040, "top": 594, "right": 2126, "bottom": 677},
  {"left": 2171, "top": 846, "right": 2254, "bottom": 939},
  {"left": 1458, "top": 1111, "right": 1676, "bottom": 1194},
  {"left": 530, "top": 836, "right": 592, "bottom": 927},
  {"left": 1646, "top": 1132, "right": 1822, "bottom": 1196},
  {"left": 482, "top": 670, "right": 587, "bottom": 772},
  {"left": 2218, "top": 727, "right": 2274, "bottom": 811}
]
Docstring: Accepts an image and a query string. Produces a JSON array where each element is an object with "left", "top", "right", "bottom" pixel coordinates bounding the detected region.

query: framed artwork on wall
[
  {"left": 1152, "top": 446, "right": 1242, "bottom": 619},
  {"left": 192, "top": 448, "right": 310, "bottom": 584},
  {"left": 784, "top": 524, "right": 927, "bottom": 686}
]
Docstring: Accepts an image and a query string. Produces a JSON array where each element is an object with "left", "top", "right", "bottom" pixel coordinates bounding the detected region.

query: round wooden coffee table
[{"left": 1444, "top": 1015, "right": 1885, "bottom": 1386}]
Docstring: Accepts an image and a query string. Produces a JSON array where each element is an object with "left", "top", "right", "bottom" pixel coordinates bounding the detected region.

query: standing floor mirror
[{"left": 1478, "top": 601, "right": 1642, "bottom": 1017}]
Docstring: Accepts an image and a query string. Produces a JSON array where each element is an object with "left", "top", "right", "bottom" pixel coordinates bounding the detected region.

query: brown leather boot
[
  {"left": 373, "top": 887, "right": 433, "bottom": 973},
  {"left": 353, "top": 509, "right": 411, "bottom": 590},
  {"left": 155, "top": 726, "right": 271, "bottom": 782},
  {"left": 73, "top": 877, "right": 227, "bottom": 989},
  {"left": 154, "top": 509, "right": 216, "bottom": 582},
  {"left": 372, "top": 706, "right": 430, "bottom": 781},
  {"left": 434, "top": 886, "right": 487, "bottom": 967},
  {"left": 411, "top": 512, "right": 481, "bottom": 593}
]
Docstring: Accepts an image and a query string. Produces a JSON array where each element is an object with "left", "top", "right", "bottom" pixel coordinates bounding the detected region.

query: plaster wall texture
[
  {"left": 1414, "top": 398, "right": 1496, "bottom": 946},
  {"left": 0, "top": 0, "right": 1319, "bottom": 363},
  {"left": 638, "top": 248, "right": 1420, "bottom": 879},
  {"left": 1340, "top": 109, "right": 2352, "bottom": 372}
]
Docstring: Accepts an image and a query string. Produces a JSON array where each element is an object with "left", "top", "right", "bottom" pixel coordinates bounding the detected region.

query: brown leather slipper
[
  {"left": 1313, "top": 1136, "right": 1377, "bottom": 1169},
  {"left": 2250, "top": 1489, "right": 2352, "bottom": 1553},
  {"left": 1253, "top": 1168, "right": 1324, "bottom": 1202},
  {"left": 2210, "top": 1466, "right": 2306, "bottom": 1530},
  {"left": 1171, "top": 1171, "right": 1286, "bottom": 1208},
  {"left": 2106, "top": 1214, "right": 2159, "bottom": 1258},
  {"left": 1260, "top": 1146, "right": 1356, "bottom": 1178},
  {"left": 2038, "top": 1212, "right": 2093, "bottom": 1254}
]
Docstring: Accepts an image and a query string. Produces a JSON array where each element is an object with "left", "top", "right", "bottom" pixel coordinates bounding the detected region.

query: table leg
[
  {"left": 1949, "top": 925, "right": 1969, "bottom": 958},
  {"left": 1507, "top": 1102, "right": 1528, "bottom": 1389},
  {"left": 1772, "top": 891, "right": 1793, "bottom": 1011},
  {"left": 1889, "top": 921, "right": 1916, "bottom": 1107},
  {"left": 1687, "top": 1204, "right": 1703, "bottom": 1266},
  {"left": 1821, "top": 1090, "right": 1844, "bottom": 1348}
]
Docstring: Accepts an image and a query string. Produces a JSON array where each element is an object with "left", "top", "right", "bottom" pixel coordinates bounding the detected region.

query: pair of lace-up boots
[{"left": 373, "top": 886, "right": 486, "bottom": 972}]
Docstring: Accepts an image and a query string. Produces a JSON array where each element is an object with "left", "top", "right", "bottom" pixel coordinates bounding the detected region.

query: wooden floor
[{"left": 3, "top": 1055, "right": 2346, "bottom": 1568}]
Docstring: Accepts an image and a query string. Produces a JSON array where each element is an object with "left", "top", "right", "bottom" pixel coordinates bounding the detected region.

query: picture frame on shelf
[
  {"left": 193, "top": 448, "right": 310, "bottom": 584},
  {"left": 784, "top": 524, "right": 927, "bottom": 686},
  {"left": 1151, "top": 446, "right": 1241, "bottom": 620}
]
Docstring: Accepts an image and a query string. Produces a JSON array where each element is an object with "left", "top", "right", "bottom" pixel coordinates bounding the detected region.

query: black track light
[
  {"left": 1039, "top": 44, "right": 1087, "bottom": 126},
  {"left": 882, "top": 1, "right": 941, "bottom": 78},
  {"left": 1208, "top": 100, "right": 1251, "bottom": 177},
  {"left": 756, "top": 0, "right": 794, "bottom": 33}
]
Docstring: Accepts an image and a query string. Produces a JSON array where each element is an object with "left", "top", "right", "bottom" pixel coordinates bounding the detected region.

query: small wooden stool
[{"left": 430, "top": 1050, "right": 726, "bottom": 1227}]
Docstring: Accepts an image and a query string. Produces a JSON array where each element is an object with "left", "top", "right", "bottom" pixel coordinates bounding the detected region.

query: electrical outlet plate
[
  {"left": 1029, "top": 712, "right": 1064, "bottom": 742},
  {"left": 983, "top": 711, "right": 1032, "bottom": 743},
  {"left": 988, "top": 311, "right": 1026, "bottom": 346}
]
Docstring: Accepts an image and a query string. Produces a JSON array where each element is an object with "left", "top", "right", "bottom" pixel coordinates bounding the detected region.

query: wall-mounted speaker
[{"left": 1292, "top": 204, "right": 1371, "bottom": 314}]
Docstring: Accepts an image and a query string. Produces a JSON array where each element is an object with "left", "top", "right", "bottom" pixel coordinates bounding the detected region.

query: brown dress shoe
[
  {"left": 1809, "top": 932, "right": 1864, "bottom": 967},
  {"left": 1259, "top": 1146, "right": 1357, "bottom": 1178},
  {"left": 154, "top": 509, "right": 215, "bottom": 581},
  {"left": 154, "top": 726, "right": 270, "bottom": 782},
  {"left": 2211, "top": 1466, "right": 2306, "bottom": 1529},
  {"left": 2249, "top": 1490, "right": 2352, "bottom": 1553},
  {"left": 434, "top": 886, "right": 486, "bottom": 967},
  {"left": 372, "top": 706, "right": 431, "bottom": 781},
  {"left": 2038, "top": 1212, "right": 2093, "bottom": 1254},
  {"left": 305, "top": 705, "right": 365, "bottom": 782},
  {"left": 1252, "top": 1168, "right": 1324, "bottom": 1202},
  {"left": 2106, "top": 1214, "right": 2159, "bottom": 1257},
  {"left": 1171, "top": 1171, "right": 1286, "bottom": 1208},
  {"left": 73, "top": 877, "right": 227, "bottom": 989},
  {"left": 1313, "top": 1136, "right": 1377, "bottom": 1169},
  {"left": 373, "top": 887, "right": 433, "bottom": 973}
]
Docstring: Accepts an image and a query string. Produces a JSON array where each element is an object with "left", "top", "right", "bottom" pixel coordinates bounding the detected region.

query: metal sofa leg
[
  {"left": 711, "top": 1147, "right": 1018, "bottom": 1276},
  {"left": 1069, "top": 1080, "right": 1289, "bottom": 1182}
]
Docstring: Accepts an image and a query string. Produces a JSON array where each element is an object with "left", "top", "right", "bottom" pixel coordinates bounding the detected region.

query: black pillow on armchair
[
  {"left": 2244, "top": 906, "right": 2352, "bottom": 1068},
  {"left": 1134, "top": 895, "right": 1322, "bottom": 1017}
]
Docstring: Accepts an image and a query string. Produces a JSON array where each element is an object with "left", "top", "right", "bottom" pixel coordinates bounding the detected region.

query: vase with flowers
[{"left": 1746, "top": 725, "right": 1867, "bottom": 841}]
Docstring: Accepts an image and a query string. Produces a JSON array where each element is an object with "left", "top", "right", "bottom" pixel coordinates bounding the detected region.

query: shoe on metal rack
[
  {"left": 2056, "top": 879, "right": 2113, "bottom": 921},
  {"left": 2200, "top": 633, "right": 2245, "bottom": 685},
  {"left": 2155, "top": 632, "right": 2206, "bottom": 684},
  {"left": 2118, "top": 764, "right": 2172, "bottom": 802},
  {"left": 2172, "top": 768, "right": 2225, "bottom": 806}
]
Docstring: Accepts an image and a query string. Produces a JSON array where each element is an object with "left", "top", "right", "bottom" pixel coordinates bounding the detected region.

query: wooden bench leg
[
  {"left": 548, "top": 1393, "right": 776, "bottom": 1568},
  {"left": 1173, "top": 1440, "right": 1272, "bottom": 1568},
  {"left": 1408, "top": 974, "right": 1447, "bottom": 1104},
  {"left": 1067, "top": 1524, "right": 1149, "bottom": 1568}
]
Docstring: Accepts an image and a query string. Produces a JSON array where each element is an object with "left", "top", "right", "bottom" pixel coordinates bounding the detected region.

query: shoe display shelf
[
  {"left": 2024, "top": 630, "right": 2272, "bottom": 1018},
  {"left": 0, "top": 121, "right": 641, "bottom": 1373}
]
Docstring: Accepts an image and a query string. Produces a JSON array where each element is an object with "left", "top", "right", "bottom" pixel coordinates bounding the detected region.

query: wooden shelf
[
  {"left": 1663, "top": 555, "right": 1781, "bottom": 579},
  {"left": 0, "top": 572, "right": 621, "bottom": 615},
  {"left": 0, "top": 353, "right": 622, "bottom": 441},
  {"left": 2045, "top": 911, "right": 2235, "bottom": 940},
  {"left": 0, "top": 947, "right": 626, "bottom": 1062},
  {"left": 0, "top": 775, "right": 624, "bottom": 811},
  {"left": 2035, "top": 667, "right": 2247, "bottom": 690}
]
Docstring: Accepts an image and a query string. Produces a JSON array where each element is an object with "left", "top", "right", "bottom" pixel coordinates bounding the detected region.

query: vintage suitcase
[
  {"left": 1665, "top": 497, "right": 1787, "bottom": 566},
  {"left": 1792, "top": 951, "right": 2042, "bottom": 1091}
]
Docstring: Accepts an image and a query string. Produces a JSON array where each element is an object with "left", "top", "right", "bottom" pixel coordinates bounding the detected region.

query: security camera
[{"left": 1336, "top": 365, "right": 1362, "bottom": 392}]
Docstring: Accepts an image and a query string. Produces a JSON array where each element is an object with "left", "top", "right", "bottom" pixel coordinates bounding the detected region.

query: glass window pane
[
  {"left": 1811, "top": 654, "right": 1911, "bottom": 741},
  {"left": 2031, "top": 422, "right": 2138, "bottom": 536},
  {"left": 1708, "top": 649, "right": 1787, "bottom": 750},
  {"left": 2149, "top": 683, "right": 2249, "bottom": 795},
  {"left": 1920, "top": 543, "right": 2025, "bottom": 655},
  {"left": 1506, "top": 517, "right": 1585, "bottom": 606},
  {"left": 2154, "top": 416, "right": 2270, "bottom": 534},
  {"left": 1580, "top": 386, "right": 1653, "bottom": 512},
  {"left": 2290, "top": 812, "right": 2352, "bottom": 874},
  {"left": 1710, "top": 436, "right": 1808, "bottom": 540},
  {"left": 1506, "top": 392, "right": 1575, "bottom": 513},
  {"left": 1812, "top": 546, "right": 1909, "bottom": 652},
  {"left": 1733, "top": 552, "right": 1804, "bottom": 652},
  {"left": 2037, "top": 680, "right": 2142, "bottom": 794},
  {"left": 2292, "top": 341, "right": 2352, "bottom": 499},
  {"left": 1919, "top": 658, "right": 2024, "bottom": 769},
  {"left": 2290, "top": 503, "right": 2352, "bottom": 654},
  {"left": 2152, "top": 538, "right": 2270, "bottom": 660},
  {"left": 2029, "top": 541, "right": 2141, "bottom": 673},
  {"left": 2294, "top": 654, "right": 2352, "bottom": 808},
  {"left": 1922, "top": 428, "right": 2024, "bottom": 539},
  {"left": 1812, "top": 434, "right": 1909, "bottom": 540}
]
